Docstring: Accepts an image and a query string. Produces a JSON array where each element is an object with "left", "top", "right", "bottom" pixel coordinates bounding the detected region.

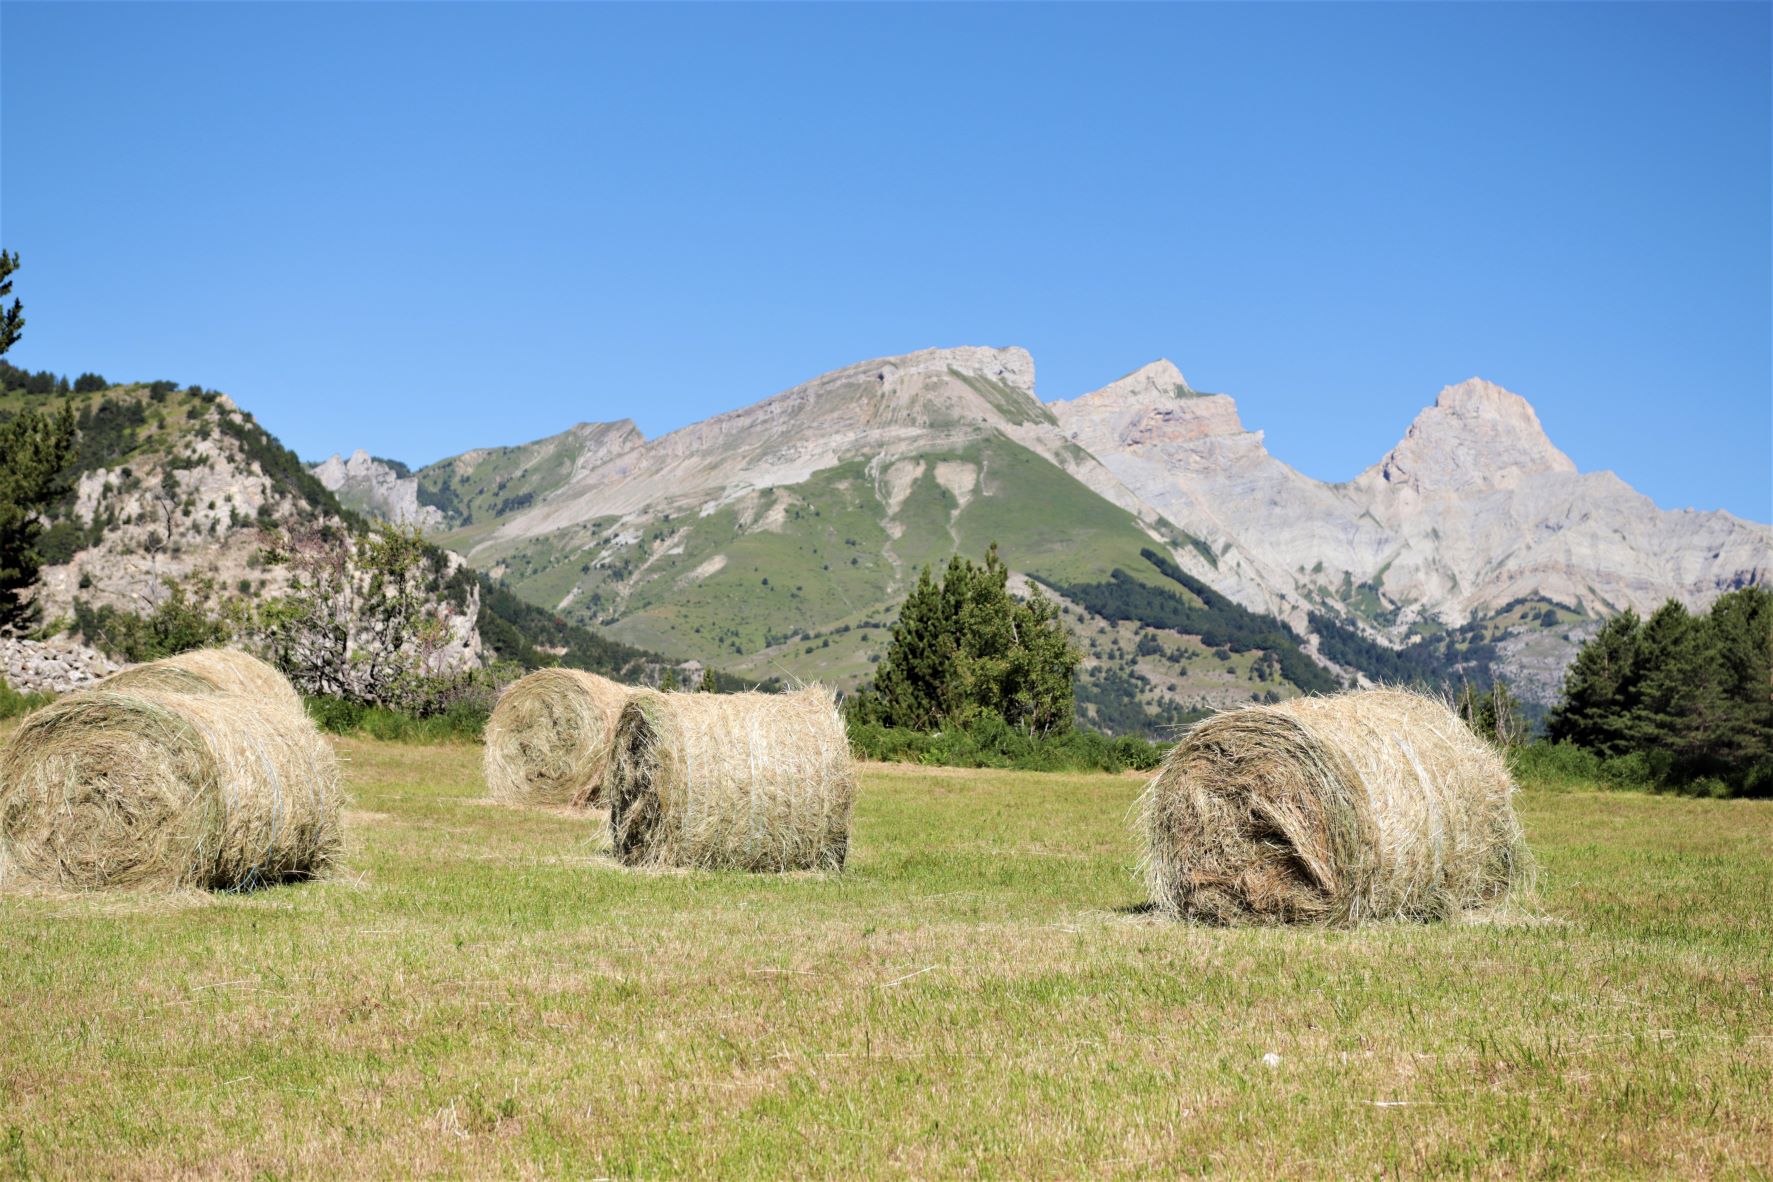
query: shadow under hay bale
[
  {"left": 483, "top": 668, "right": 629, "bottom": 807},
  {"left": 102, "top": 648, "right": 304, "bottom": 716},
  {"left": 0, "top": 689, "right": 343, "bottom": 892},
  {"left": 607, "top": 687, "right": 857, "bottom": 872},
  {"left": 1141, "top": 688, "right": 1533, "bottom": 926}
]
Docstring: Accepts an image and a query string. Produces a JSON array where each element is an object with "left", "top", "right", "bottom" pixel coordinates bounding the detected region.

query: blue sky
[{"left": 2, "top": 2, "right": 1768, "bottom": 520}]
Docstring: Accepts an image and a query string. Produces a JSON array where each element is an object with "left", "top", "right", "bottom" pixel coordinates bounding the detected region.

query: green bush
[
  {"left": 848, "top": 713, "right": 1166, "bottom": 774},
  {"left": 304, "top": 695, "right": 367, "bottom": 735},
  {"left": 1508, "top": 739, "right": 1754, "bottom": 798},
  {"left": 1508, "top": 741, "right": 1606, "bottom": 791},
  {"left": 0, "top": 677, "right": 54, "bottom": 720},
  {"left": 304, "top": 694, "right": 488, "bottom": 744}
]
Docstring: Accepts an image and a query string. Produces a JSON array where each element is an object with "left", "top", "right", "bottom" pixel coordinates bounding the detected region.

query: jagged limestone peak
[
  {"left": 1051, "top": 359, "right": 1252, "bottom": 447},
  {"left": 1367, "top": 377, "right": 1577, "bottom": 493}
]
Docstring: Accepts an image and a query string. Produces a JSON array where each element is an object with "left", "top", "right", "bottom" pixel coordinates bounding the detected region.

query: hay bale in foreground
[
  {"left": 1141, "top": 689, "right": 1531, "bottom": 926},
  {"left": 483, "top": 669, "right": 629, "bottom": 807},
  {"left": 607, "top": 687, "right": 857, "bottom": 871},
  {"left": 103, "top": 648, "right": 303, "bottom": 716},
  {"left": 0, "top": 689, "right": 342, "bottom": 891}
]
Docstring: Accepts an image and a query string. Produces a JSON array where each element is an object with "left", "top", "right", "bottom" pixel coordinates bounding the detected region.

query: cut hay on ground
[
  {"left": 1141, "top": 688, "right": 1532, "bottom": 926},
  {"left": 0, "top": 689, "right": 342, "bottom": 892},
  {"left": 483, "top": 669, "right": 629, "bottom": 807},
  {"left": 607, "top": 687, "right": 857, "bottom": 872},
  {"left": 102, "top": 648, "right": 304, "bottom": 716}
]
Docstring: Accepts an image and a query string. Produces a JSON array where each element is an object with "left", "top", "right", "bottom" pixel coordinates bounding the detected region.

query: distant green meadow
[{"left": 1, "top": 736, "right": 1768, "bottom": 1178}]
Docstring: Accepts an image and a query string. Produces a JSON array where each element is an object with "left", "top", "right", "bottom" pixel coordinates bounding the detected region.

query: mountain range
[{"left": 314, "top": 346, "right": 1769, "bottom": 727}]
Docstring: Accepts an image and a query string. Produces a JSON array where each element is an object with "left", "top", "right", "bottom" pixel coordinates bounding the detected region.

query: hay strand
[
  {"left": 1140, "top": 688, "right": 1532, "bottom": 926},
  {"left": 0, "top": 689, "right": 343, "bottom": 892},
  {"left": 483, "top": 669, "right": 630, "bottom": 807},
  {"left": 103, "top": 648, "right": 304, "bottom": 716},
  {"left": 607, "top": 687, "right": 857, "bottom": 871}
]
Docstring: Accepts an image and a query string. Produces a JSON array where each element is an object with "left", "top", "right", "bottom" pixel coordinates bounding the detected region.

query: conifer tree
[
  {"left": 1706, "top": 587, "right": 1773, "bottom": 772},
  {"left": 1547, "top": 588, "right": 1772, "bottom": 794},
  {"left": 867, "top": 544, "right": 1079, "bottom": 734},
  {"left": 0, "top": 251, "right": 77, "bottom": 633},
  {"left": 0, "top": 250, "right": 24, "bottom": 355},
  {"left": 1546, "top": 610, "right": 1643, "bottom": 757}
]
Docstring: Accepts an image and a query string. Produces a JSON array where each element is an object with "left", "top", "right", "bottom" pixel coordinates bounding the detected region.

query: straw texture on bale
[
  {"left": 1141, "top": 689, "right": 1532, "bottom": 926},
  {"left": 483, "top": 669, "right": 629, "bottom": 807},
  {"left": 607, "top": 687, "right": 857, "bottom": 871},
  {"left": 103, "top": 648, "right": 304, "bottom": 716},
  {"left": 0, "top": 689, "right": 342, "bottom": 891}
]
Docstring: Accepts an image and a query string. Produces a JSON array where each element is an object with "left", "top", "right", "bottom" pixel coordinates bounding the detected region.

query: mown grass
[{"left": 1, "top": 739, "right": 1768, "bottom": 1179}]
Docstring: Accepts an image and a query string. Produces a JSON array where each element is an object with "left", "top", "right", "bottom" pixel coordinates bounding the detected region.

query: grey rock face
[
  {"left": 313, "top": 450, "right": 446, "bottom": 528},
  {"left": 1053, "top": 365, "right": 1771, "bottom": 698},
  {"left": 0, "top": 635, "right": 119, "bottom": 694}
]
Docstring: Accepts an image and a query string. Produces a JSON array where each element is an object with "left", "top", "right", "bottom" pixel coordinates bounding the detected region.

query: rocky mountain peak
[
  {"left": 1051, "top": 360, "right": 1251, "bottom": 447},
  {"left": 875, "top": 345, "right": 1036, "bottom": 393},
  {"left": 1082, "top": 359, "right": 1190, "bottom": 404},
  {"left": 1366, "top": 377, "right": 1576, "bottom": 493}
]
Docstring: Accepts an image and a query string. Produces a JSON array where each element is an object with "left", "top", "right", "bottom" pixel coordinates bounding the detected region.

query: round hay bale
[
  {"left": 0, "top": 689, "right": 343, "bottom": 892},
  {"left": 607, "top": 687, "right": 857, "bottom": 872},
  {"left": 98, "top": 663, "right": 218, "bottom": 697},
  {"left": 1141, "top": 688, "right": 1532, "bottom": 926},
  {"left": 103, "top": 648, "right": 303, "bottom": 716},
  {"left": 483, "top": 669, "right": 630, "bottom": 807}
]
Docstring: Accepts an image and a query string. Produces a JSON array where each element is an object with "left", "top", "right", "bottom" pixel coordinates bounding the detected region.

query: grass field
[{"left": 2, "top": 737, "right": 1769, "bottom": 1179}]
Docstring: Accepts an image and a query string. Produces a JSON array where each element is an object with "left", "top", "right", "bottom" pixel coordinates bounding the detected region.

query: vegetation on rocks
[{"left": 1054, "top": 549, "right": 1337, "bottom": 695}]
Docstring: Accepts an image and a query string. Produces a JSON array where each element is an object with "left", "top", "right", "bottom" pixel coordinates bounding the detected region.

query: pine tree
[
  {"left": 1705, "top": 587, "right": 1773, "bottom": 775},
  {"left": 1546, "top": 610, "right": 1644, "bottom": 757},
  {"left": 699, "top": 667, "right": 717, "bottom": 694},
  {"left": 868, "top": 544, "right": 1079, "bottom": 734},
  {"left": 0, "top": 250, "right": 24, "bottom": 356},
  {"left": 1547, "top": 589, "right": 1773, "bottom": 794},
  {"left": 1630, "top": 601, "right": 1723, "bottom": 769},
  {"left": 871, "top": 563, "right": 951, "bottom": 730},
  {"left": 0, "top": 251, "right": 77, "bottom": 633}
]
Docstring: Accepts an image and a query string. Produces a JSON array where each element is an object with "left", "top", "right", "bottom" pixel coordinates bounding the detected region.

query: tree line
[{"left": 1544, "top": 587, "right": 1770, "bottom": 796}]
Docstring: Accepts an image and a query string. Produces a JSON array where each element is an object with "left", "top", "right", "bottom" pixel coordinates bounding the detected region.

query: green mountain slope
[{"left": 334, "top": 347, "right": 1343, "bottom": 733}]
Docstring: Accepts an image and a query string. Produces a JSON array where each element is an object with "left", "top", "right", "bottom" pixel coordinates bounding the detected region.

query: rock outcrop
[
  {"left": 1, "top": 635, "right": 119, "bottom": 694},
  {"left": 313, "top": 450, "right": 445, "bottom": 528}
]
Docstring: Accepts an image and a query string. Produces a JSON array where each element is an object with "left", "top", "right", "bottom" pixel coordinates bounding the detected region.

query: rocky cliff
[{"left": 312, "top": 450, "right": 445, "bottom": 528}]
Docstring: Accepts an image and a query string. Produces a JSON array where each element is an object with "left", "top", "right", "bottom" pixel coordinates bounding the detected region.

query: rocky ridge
[
  {"left": 312, "top": 450, "right": 445, "bottom": 528},
  {"left": 316, "top": 346, "right": 1770, "bottom": 713}
]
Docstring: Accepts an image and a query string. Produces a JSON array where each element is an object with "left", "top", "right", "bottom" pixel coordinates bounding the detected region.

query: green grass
[{"left": 4, "top": 739, "right": 1767, "bottom": 1178}]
